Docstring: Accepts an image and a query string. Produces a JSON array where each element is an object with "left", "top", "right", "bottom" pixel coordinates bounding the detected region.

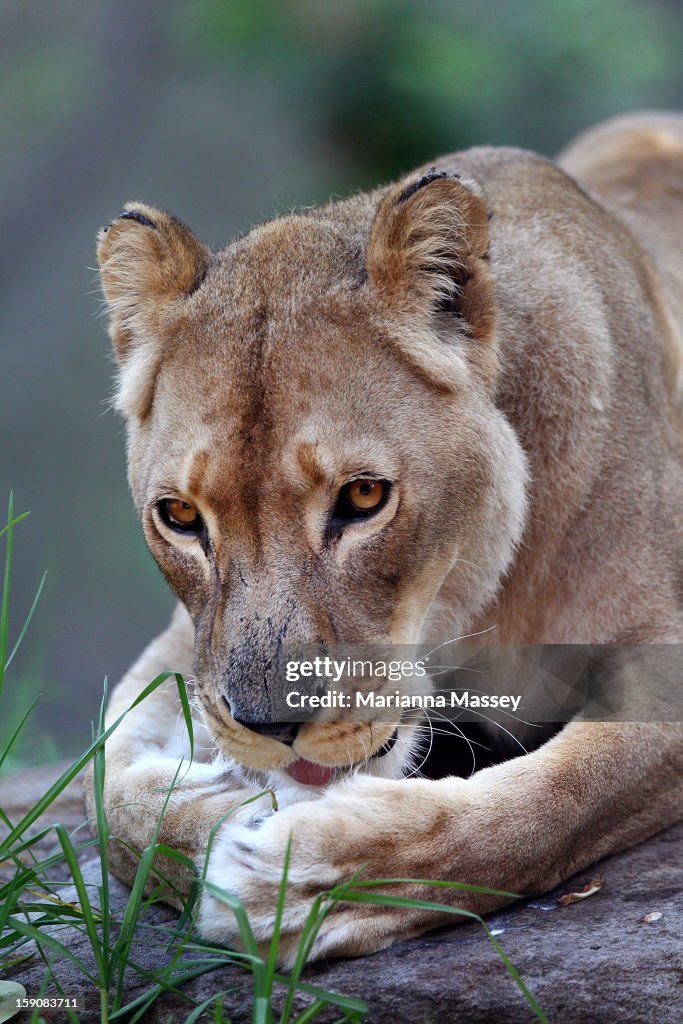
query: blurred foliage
[
  {"left": 175, "top": 0, "right": 682, "bottom": 185},
  {"left": 0, "top": 3, "right": 95, "bottom": 147}
]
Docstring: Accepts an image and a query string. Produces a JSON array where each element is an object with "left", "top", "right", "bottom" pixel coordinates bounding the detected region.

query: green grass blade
[
  {"left": 183, "top": 989, "right": 240, "bottom": 1024},
  {"left": 485, "top": 931, "right": 549, "bottom": 1024},
  {"left": 28, "top": 968, "right": 51, "bottom": 1024},
  {"left": 0, "top": 826, "right": 97, "bottom": 865},
  {"left": 334, "top": 877, "right": 520, "bottom": 900},
  {"left": 276, "top": 977, "right": 367, "bottom": 1015},
  {"left": 153, "top": 843, "right": 198, "bottom": 875},
  {"left": 0, "top": 871, "right": 23, "bottom": 937},
  {"left": 279, "top": 866, "right": 369, "bottom": 1016},
  {"left": 198, "top": 880, "right": 261, "bottom": 961},
  {"left": 32, "top": 949, "right": 81, "bottom": 1024},
  {"left": 108, "top": 962, "right": 230, "bottom": 1021},
  {"left": 0, "top": 695, "right": 41, "bottom": 775},
  {"left": 175, "top": 673, "right": 194, "bottom": 763},
  {"left": 332, "top": 889, "right": 489, "bottom": 919},
  {"left": 93, "top": 678, "right": 111, "bottom": 982},
  {"left": 199, "top": 790, "right": 279, "bottom": 888},
  {"left": 264, "top": 835, "right": 291, "bottom": 1001},
  {"left": 0, "top": 512, "right": 29, "bottom": 541},
  {"left": 4, "top": 902, "right": 90, "bottom": 921},
  {"left": 5, "top": 571, "right": 47, "bottom": 670},
  {"left": 253, "top": 995, "right": 273, "bottom": 1024},
  {"left": 0, "top": 492, "right": 16, "bottom": 698},
  {"left": 55, "top": 825, "right": 104, "bottom": 977},
  {"left": 7, "top": 916, "right": 97, "bottom": 984},
  {"left": 279, "top": 894, "right": 334, "bottom": 1023},
  {"left": 127, "top": 984, "right": 182, "bottom": 1024},
  {"left": 289, "top": 999, "right": 328, "bottom": 1024},
  {"left": 196, "top": 879, "right": 269, "bottom": 1019},
  {"left": 126, "top": 671, "right": 179, "bottom": 711}
]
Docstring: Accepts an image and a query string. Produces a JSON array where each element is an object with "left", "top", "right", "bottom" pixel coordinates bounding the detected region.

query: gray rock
[{"left": 1, "top": 763, "right": 681, "bottom": 1023}]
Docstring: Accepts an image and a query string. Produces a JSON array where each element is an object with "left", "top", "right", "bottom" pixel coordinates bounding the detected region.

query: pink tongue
[{"left": 285, "top": 758, "right": 336, "bottom": 786}]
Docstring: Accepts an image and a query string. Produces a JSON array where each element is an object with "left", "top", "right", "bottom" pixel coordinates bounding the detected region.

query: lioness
[{"left": 88, "top": 112, "right": 683, "bottom": 964}]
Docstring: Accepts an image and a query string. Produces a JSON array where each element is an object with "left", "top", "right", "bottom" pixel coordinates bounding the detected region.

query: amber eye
[
  {"left": 158, "top": 498, "right": 204, "bottom": 534},
  {"left": 348, "top": 479, "right": 385, "bottom": 511},
  {"left": 333, "top": 479, "right": 389, "bottom": 523}
]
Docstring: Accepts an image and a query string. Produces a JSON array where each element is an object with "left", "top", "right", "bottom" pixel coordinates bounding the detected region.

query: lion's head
[{"left": 97, "top": 171, "right": 527, "bottom": 784}]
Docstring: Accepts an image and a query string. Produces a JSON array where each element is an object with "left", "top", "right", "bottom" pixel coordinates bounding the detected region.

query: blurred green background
[{"left": 2, "top": 0, "right": 682, "bottom": 765}]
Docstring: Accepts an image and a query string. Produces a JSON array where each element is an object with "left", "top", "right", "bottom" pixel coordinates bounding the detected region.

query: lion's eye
[
  {"left": 333, "top": 479, "right": 389, "bottom": 522},
  {"left": 158, "top": 498, "right": 203, "bottom": 534}
]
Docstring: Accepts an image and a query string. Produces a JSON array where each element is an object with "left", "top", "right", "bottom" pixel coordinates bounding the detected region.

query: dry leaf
[{"left": 558, "top": 876, "right": 603, "bottom": 906}]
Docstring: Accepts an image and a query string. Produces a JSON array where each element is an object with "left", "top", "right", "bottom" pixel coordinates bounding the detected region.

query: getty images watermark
[
  {"left": 259, "top": 643, "right": 683, "bottom": 723},
  {"left": 284, "top": 655, "right": 523, "bottom": 711}
]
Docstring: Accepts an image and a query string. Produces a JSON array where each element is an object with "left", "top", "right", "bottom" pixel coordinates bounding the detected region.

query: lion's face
[{"left": 97, "top": 175, "right": 527, "bottom": 780}]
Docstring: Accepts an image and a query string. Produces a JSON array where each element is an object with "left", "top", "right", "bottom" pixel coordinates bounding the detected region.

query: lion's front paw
[{"left": 197, "top": 775, "right": 455, "bottom": 964}]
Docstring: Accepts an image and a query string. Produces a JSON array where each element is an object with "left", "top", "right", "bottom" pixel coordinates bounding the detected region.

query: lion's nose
[{"left": 233, "top": 716, "right": 300, "bottom": 745}]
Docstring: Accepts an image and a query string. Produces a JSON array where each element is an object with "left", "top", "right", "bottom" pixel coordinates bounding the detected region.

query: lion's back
[{"left": 559, "top": 112, "right": 683, "bottom": 416}]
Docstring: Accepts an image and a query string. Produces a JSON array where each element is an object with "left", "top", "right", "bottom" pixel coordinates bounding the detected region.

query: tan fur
[{"left": 87, "top": 113, "right": 683, "bottom": 964}]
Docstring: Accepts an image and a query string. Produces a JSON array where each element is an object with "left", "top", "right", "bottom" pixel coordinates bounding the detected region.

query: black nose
[{"left": 233, "top": 716, "right": 299, "bottom": 745}]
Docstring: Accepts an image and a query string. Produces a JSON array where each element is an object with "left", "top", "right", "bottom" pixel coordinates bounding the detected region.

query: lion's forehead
[
  {"left": 151, "top": 299, "right": 435, "bottom": 468},
  {"left": 206, "top": 213, "right": 369, "bottom": 309},
  {"left": 166, "top": 287, "right": 384, "bottom": 406}
]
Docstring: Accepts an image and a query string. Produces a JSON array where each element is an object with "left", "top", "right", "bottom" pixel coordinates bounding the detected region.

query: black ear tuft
[
  {"left": 433, "top": 290, "right": 462, "bottom": 316},
  {"left": 397, "top": 168, "right": 458, "bottom": 206},
  {"left": 119, "top": 210, "right": 157, "bottom": 229}
]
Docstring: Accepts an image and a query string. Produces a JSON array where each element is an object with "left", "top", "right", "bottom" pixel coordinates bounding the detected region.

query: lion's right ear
[
  {"left": 97, "top": 203, "right": 209, "bottom": 363},
  {"left": 367, "top": 170, "right": 496, "bottom": 388}
]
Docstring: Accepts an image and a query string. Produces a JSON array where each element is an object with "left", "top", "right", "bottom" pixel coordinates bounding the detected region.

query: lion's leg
[
  {"left": 84, "top": 604, "right": 260, "bottom": 898},
  {"left": 197, "top": 717, "right": 683, "bottom": 963},
  {"left": 472, "top": 719, "right": 683, "bottom": 882}
]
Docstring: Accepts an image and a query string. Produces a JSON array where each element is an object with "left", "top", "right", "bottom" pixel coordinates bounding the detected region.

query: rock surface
[{"left": 1, "top": 762, "right": 682, "bottom": 1023}]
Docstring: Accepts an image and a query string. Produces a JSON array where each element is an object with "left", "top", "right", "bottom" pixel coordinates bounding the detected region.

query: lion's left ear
[
  {"left": 367, "top": 170, "right": 496, "bottom": 383},
  {"left": 97, "top": 202, "right": 210, "bottom": 363},
  {"left": 97, "top": 202, "right": 210, "bottom": 419}
]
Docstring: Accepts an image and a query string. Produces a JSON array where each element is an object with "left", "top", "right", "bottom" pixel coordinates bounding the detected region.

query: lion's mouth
[
  {"left": 285, "top": 759, "right": 337, "bottom": 786},
  {"left": 284, "top": 728, "right": 399, "bottom": 786}
]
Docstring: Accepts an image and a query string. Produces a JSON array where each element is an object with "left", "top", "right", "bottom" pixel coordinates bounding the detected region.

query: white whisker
[{"left": 421, "top": 624, "right": 497, "bottom": 663}]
